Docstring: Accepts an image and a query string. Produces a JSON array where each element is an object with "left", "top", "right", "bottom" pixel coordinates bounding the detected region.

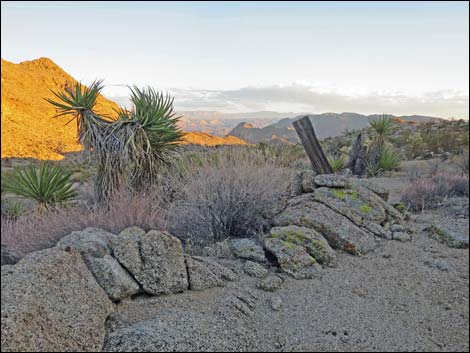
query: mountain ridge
[{"left": 228, "top": 112, "right": 442, "bottom": 144}]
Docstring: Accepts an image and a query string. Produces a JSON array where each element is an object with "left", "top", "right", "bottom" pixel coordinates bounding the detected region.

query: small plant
[
  {"left": 327, "top": 154, "right": 345, "bottom": 173},
  {"left": 2, "top": 163, "right": 77, "bottom": 209},
  {"left": 378, "top": 147, "right": 400, "bottom": 171},
  {"left": 1, "top": 199, "right": 26, "bottom": 219},
  {"left": 365, "top": 160, "right": 382, "bottom": 177}
]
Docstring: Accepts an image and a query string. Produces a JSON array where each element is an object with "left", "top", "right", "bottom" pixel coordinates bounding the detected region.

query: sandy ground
[{"left": 105, "top": 207, "right": 469, "bottom": 352}]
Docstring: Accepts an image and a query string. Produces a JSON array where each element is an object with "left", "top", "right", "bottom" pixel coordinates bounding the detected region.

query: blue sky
[{"left": 1, "top": 1, "right": 469, "bottom": 117}]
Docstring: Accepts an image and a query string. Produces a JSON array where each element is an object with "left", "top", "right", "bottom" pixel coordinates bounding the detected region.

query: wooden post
[{"left": 293, "top": 116, "right": 333, "bottom": 174}]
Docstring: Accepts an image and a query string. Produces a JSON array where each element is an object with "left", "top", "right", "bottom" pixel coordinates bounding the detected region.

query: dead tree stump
[
  {"left": 346, "top": 133, "right": 366, "bottom": 176},
  {"left": 293, "top": 116, "right": 333, "bottom": 174}
]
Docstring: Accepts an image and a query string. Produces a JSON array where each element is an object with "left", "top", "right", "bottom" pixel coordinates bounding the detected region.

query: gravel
[{"left": 105, "top": 218, "right": 469, "bottom": 352}]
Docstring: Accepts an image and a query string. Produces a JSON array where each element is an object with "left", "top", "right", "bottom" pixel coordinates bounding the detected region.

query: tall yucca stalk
[{"left": 47, "top": 81, "right": 183, "bottom": 201}]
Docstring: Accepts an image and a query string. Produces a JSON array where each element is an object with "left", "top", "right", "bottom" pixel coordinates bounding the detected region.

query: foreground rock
[
  {"left": 274, "top": 194, "right": 379, "bottom": 255},
  {"left": 1, "top": 248, "right": 113, "bottom": 352},
  {"left": 230, "top": 238, "right": 267, "bottom": 263},
  {"left": 264, "top": 238, "right": 318, "bottom": 279},
  {"left": 269, "top": 225, "right": 337, "bottom": 267},
  {"left": 314, "top": 174, "right": 349, "bottom": 188},
  {"left": 113, "top": 230, "right": 188, "bottom": 295},
  {"left": 86, "top": 255, "right": 140, "bottom": 301},
  {"left": 56, "top": 227, "right": 117, "bottom": 258},
  {"left": 185, "top": 256, "right": 237, "bottom": 291},
  {"left": 428, "top": 225, "right": 469, "bottom": 249}
]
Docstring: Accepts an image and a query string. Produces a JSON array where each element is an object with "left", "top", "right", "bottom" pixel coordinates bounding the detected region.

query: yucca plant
[
  {"left": 47, "top": 81, "right": 183, "bottom": 201},
  {"left": 327, "top": 154, "right": 345, "bottom": 173},
  {"left": 367, "top": 114, "right": 395, "bottom": 165},
  {"left": 2, "top": 164, "right": 77, "bottom": 209},
  {"left": 365, "top": 160, "right": 383, "bottom": 177},
  {"left": 378, "top": 147, "right": 401, "bottom": 171}
]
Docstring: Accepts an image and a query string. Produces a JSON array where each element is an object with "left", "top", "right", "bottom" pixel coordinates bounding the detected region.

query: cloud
[{"left": 104, "top": 84, "right": 469, "bottom": 119}]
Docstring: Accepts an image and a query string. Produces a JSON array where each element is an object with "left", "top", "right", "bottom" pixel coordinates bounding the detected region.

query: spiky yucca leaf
[
  {"left": 2, "top": 164, "right": 77, "bottom": 208},
  {"left": 378, "top": 147, "right": 401, "bottom": 171},
  {"left": 45, "top": 80, "right": 110, "bottom": 152},
  {"left": 327, "top": 154, "right": 345, "bottom": 173}
]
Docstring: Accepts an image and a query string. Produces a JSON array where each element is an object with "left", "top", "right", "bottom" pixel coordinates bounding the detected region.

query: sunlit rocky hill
[{"left": 1, "top": 58, "right": 246, "bottom": 160}]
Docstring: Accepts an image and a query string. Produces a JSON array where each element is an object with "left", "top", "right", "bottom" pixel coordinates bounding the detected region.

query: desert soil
[{"left": 104, "top": 176, "right": 469, "bottom": 352}]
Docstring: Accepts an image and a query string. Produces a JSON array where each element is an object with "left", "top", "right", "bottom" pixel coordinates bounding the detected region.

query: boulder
[
  {"left": 111, "top": 233, "right": 143, "bottom": 276},
  {"left": 392, "top": 232, "right": 411, "bottom": 242},
  {"left": 428, "top": 225, "right": 469, "bottom": 249},
  {"left": 312, "top": 187, "right": 392, "bottom": 239},
  {"left": 86, "top": 255, "right": 140, "bottom": 301},
  {"left": 274, "top": 194, "right": 379, "bottom": 255},
  {"left": 56, "top": 227, "right": 117, "bottom": 258},
  {"left": 314, "top": 174, "right": 349, "bottom": 188},
  {"left": 269, "top": 225, "right": 337, "bottom": 267},
  {"left": 350, "top": 179, "right": 390, "bottom": 201},
  {"left": 243, "top": 260, "right": 269, "bottom": 278},
  {"left": 1, "top": 248, "right": 113, "bottom": 352},
  {"left": 185, "top": 256, "right": 237, "bottom": 291},
  {"left": 230, "top": 238, "right": 266, "bottom": 263},
  {"left": 264, "top": 238, "right": 318, "bottom": 279},
  {"left": 301, "top": 170, "right": 317, "bottom": 193},
  {"left": 257, "top": 274, "right": 284, "bottom": 292},
  {"left": 113, "top": 229, "right": 189, "bottom": 295}
]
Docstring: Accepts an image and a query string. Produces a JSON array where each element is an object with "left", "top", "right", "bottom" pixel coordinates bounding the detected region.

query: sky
[{"left": 1, "top": 1, "right": 469, "bottom": 118}]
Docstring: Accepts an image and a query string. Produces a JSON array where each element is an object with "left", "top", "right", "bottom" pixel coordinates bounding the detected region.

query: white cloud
[{"left": 104, "top": 84, "right": 469, "bottom": 119}]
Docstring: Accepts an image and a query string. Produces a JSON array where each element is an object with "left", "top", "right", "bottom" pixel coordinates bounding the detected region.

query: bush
[
  {"left": 401, "top": 172, "right": 469, "bottom": 211},
  {"left": 167, "top": 149, "right": 292, "bottom": 249},
  {"left": 1, "top": 191, "right": 165, "bottom": 257}
]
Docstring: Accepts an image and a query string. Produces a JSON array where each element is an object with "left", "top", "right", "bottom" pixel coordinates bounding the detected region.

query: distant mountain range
[{"left": 227, "top": 113, "right": 442, "bottom": 144}]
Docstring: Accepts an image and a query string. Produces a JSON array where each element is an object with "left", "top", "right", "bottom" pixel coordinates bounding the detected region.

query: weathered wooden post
[{"left": 293, "top": 115, "right": 333, "bottom": 174}]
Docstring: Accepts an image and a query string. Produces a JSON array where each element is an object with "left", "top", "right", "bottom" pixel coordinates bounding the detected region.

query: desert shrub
[
  {"left": 166, "top": 149, "right": 292, "bottom": 248},
  {"left": 455, "top": 148, "right": 469, "bottom": 173},
  {"left": 0, "top": 191, "right": 165, "bottom": 257},
  {"left": 404, "top": 132, "right": 426, "bottom": 159},
  {"left": 401, "top": 172, "right": 469, "bottom": 211},
  {"left": 2, "top": 163, "right": 77, "bottom": 209}
]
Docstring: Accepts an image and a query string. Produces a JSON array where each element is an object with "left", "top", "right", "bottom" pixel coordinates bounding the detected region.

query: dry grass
[
  {"left": 401, "top": 172, "right": 469, "bottom": 211},
  {"left": 1, "top": 191, "right": 165, "bottom": 257}
]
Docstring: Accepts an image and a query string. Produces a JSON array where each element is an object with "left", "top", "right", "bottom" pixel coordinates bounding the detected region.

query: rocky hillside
[
  {"left": 1, "top": 58, "right": 246, "bottom": 160},
  {"left": 1, "top": 58, "right": 119, "bottom": 160},
  {"left": 228, "top": 113, "right": 442, "bottom": 144}
]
